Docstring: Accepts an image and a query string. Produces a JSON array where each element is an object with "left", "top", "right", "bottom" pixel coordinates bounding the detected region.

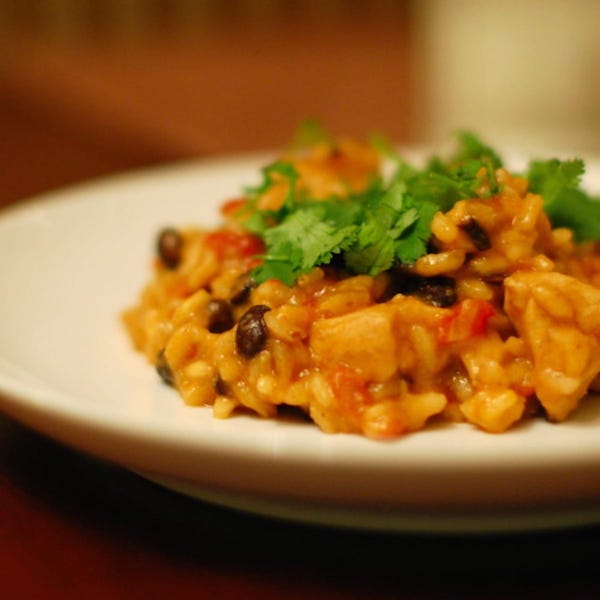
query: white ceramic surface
[{"left": 1, "top": 152, "right": 600, "bottom": 534}]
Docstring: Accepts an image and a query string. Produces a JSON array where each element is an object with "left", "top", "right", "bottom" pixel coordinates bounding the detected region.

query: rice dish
[{"left": 123, "top": 129, "right": 600, "bottom": 438}]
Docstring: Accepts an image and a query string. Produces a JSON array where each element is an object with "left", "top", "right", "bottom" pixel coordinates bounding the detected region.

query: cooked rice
[{"left": 123, "top": 138, "right": 600, "bottom": 438}]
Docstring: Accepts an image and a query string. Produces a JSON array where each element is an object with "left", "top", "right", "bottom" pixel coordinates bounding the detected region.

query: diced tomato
[
  {"left": 204, "top": 229, "right": 265, "bottom": 262},
  {"left": 328, "top": 364, "right": 373, "bottom": 426},
  {"left": 437, "top": 298, "right": 495, "bottom": 345}
]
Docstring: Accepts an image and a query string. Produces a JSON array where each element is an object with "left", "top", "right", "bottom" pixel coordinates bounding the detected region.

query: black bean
[
  {"left": 236, "top": 305, "right": 271, "bottom": 358},
  {"left": 384, "top": 272, "right": 457, "bottom": 307},
  {"left": 459, "top": 218, "right": 491, "bottom": 251},
  {"left": 157, "top": 227, "right": 183, "bottom": 269},
  {"left": 229, "top": 274, "right": 256, "bottom": 305},
  {"left": 409, "top": 276, "right": 457, "bottom": 307},
  {"left": 214, "top": 376, "right": 228, "bottom": 396},
  {"left": 206, "top": 299, "right": 235, "bottom": 333},
  {"left": 156, "top": 349, "right": 175, "bottom": 386}
]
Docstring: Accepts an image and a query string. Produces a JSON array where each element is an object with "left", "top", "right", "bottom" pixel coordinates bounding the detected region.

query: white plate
[{"left": 2, "top": 152, "right": 600, "bottom": 535}]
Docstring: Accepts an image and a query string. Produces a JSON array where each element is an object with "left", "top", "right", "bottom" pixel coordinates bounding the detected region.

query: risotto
[{"left": 123, "top": 129, "right": 600, "bottom": 439}]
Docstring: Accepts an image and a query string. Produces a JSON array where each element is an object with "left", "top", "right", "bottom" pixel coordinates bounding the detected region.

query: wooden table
[
  {"left": 2, "top": 30, "right": 600, "bottom": 599},
  {"left": 3, "top": 414, "right": 600, "bottom": 599},
  {"left": 3, "top": 411, "right": 600, "bottom": 599}
]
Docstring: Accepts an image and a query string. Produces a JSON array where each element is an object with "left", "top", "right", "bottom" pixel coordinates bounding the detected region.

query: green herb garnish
[
  {"left": 288, "top": 117, "right": 335, "bottom": 149},
  {"left": 241, "top": 128, "right": 600, "bottom": 285},
  {"left": 251, "top": 197, "right": 360, "bottom": 286},
  {"left": 526, "top": 158, "right": 600, "bottom": 241}
]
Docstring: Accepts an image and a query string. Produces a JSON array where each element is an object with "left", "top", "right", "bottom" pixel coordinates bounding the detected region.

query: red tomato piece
[
  {"left": 328, "top": 365, "right": 373, "bottom": 426},
  {"left": 437, "top": 299, "right": 495, "bottom": 345},
  {"left": 205, "top": 229, "right": 265, "bottom": 261}
]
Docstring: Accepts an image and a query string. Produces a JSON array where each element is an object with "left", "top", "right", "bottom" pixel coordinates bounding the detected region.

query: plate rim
[{"left": 2, "top": 149, "right": 600, "bottom": 532}]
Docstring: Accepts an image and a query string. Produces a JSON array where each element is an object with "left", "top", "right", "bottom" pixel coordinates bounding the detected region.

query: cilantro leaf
[
  {"left": 368, "top": 131, "right": 401, "bottom": 162},
  {"left": 241, "top": 129, "right": 599, "bottom": 287},
  {"left": 239, "top": 161, "right": 301, "bottom": 236},
  {"left": 450, "top": 131, "right": 504, "bottom": 170},
  {"left": 289, "top": 118, "right": 334, "bottom": 149},
  {"left": 253, "top": 201, "right": 358, "bottom": 285},
  {"left": 527, "top": 158, "right": 600, "bottom": 241},
  {"left": 251, "top": 257, "right": 300, "bottom": 287},
  {"left": 527, "top": 158, "right": 585, "bottom": 203},
  {"left": 345, "top": 182, "right": 419, "bottom": 275},
  {"left": 244, "top": 161, "right": 299, "bottom": 217},
  {"left": 247, "top": 132, "right": 508, "bottom": 285},
  {"left": 388, "top": 132, "right": 503, "bottom": 212},
  {"left": 251, "top": 180, "right": 439, "bottom": 283},
  {"left": 395, "top": 199, "right": 438, "bottom": 263}
]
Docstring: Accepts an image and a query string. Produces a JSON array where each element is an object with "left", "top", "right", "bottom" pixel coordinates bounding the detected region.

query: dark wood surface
[
  {"left": 3, "top": 412, "right": 600, "bottom": 599},
  {"left": 2, "top": 27, "right": 600, "bottom": 599}
]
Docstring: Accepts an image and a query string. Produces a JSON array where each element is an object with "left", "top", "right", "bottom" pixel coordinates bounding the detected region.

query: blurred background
[{"left": 1, "top": 0, "right": 599, "bottom": 205}]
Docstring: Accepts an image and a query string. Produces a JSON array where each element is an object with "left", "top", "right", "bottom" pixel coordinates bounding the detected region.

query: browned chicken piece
[
  {"left": 310, "top": 303, "right": 399, "bottom": 382},
  {"left": 504, "top": 271, "right": 600, "bottom": 421},
  {"left": 309, "top": 296, "right": 451, "bottom": 384}
]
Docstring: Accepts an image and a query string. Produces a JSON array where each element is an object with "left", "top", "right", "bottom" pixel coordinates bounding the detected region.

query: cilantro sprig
[
  {"left": 251, "top": 197, "right": 361, "bottom": 285},
  {"left": 526, "top": 158, "right": 600, "bottom": 241},
  {"left": 343, "top": 181, "right": 437, "bottom": 276},
  {"left": 239, "top": 128, "right": 600, "bottom": 285}
]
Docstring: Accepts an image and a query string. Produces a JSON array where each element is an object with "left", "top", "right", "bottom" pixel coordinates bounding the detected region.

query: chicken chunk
[
  {"left": 504, "top": 271, "right": 600, "bottom": 421},
  {"left": 310, "top": 304, "right": 398, "bottom": 382}
]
